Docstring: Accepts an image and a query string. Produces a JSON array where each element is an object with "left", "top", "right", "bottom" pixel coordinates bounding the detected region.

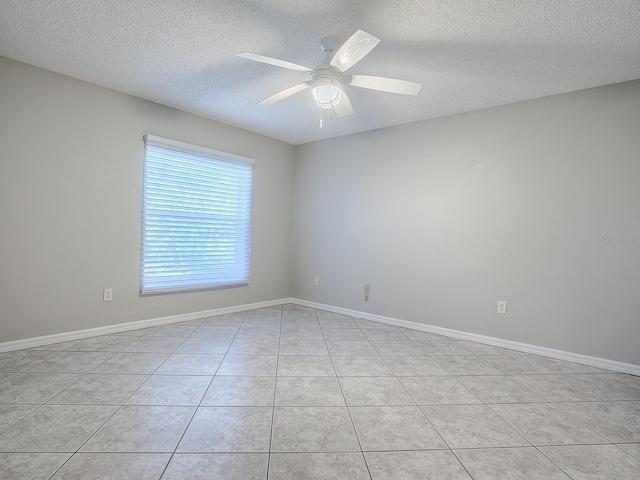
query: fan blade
[
  {"left": 258, "top": 82, "right": 310, "bottom": 106},
  {"left": 333, "top": 92, "right": 354, "bottom": 117},
  {"left": 238, "top": 52, "right": 312, "bottom": 74},
  {"left": 347, "top": 75, "right": 422, "bottom": 95},
  {"left": 329, "top": 30, "right": 380, "bottom": 72}
]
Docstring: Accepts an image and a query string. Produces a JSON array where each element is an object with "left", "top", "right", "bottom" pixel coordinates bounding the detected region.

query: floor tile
[
  {"left": 318, "top": 318, "right": 358, "bottom": 329},
  {"left": 455, "top": 341, "right": 515, "bottom": 356},
  {"left": 31, "top": 339, "right": 85, "bottom": 351},
  {"left": 280, "top": 327, "right": 324, "bottom": 340},
  {"left": 456, "top": 375, "right": 544, "bottom": 403},
  {"left": 145, "top": 325, "right": 197, "bottom": 338},
  {"left": 0, "top": 372, "right": 18, "bottom": 384},
  {"left": 567, "top": 374, "right": 640, "bottom": 400},
  {"left": 174, "top": 318, "right": 206, "bottom": 326},
  {"left": 321, "top": 328, "right": 367, "bottom": 341},
  {"left": 120, "top": 336, "right": 185, "bottom": 353},
  {"left": 482, "top": 354, "right": 556, "bottom": 374},
  {"left": 454, "top": 447, "right": 570, "bottom": 479},
  {"left": 339, "top": 376, "right": 414, "bottom": 406},
  {"left": 125, "top": 375, "right": 211, "bottom": 405},
  {"left": 0, "top": 404, "right": 117, "bottom": 452},
  {"left": 162, "top": 453, "right": 268, "bottom": 480},
  {"left": 326, "top": 341, "right": 378, "bottom": 356},
  {"left": 421, "top": 404, "right": 529, "bottom": 449},
  {"left": 92, "top": 352, "right": 170, "bottom": 374},
  {"left": 618, "top": 401, "right": 640, "bottom": 415},
  {"left": 228, "top": 338, "right": 279, "bottom": 355},
  {"left": 281, "top": 315, "right": 319, "bottom": 324},
  {"left": 510, "top": 374, "right": 605, "bottom": 402},
  {"left": 111, "top": 328, "right": 152, "bottom": 337},
  {"left": 269, "top": 452, "right": 369, "bottom": 480},
  {"left": 0, "top": 350, "right": 57, "bottom": 372},
  {"left": 275, "top": 377, "right": 345, "bottom": 406},
  {"left": 0, "top": 372, "right": 83, "bottom": 403},
  {"left": 357, "top": 322, "right": 403, "bottom": 332},
  {"left": 315, "top": 311, "right": 351, "bottom": 320},
  {"left": 82, "top": 405, "right": 194, "bottom": 452},
  {"left": 554, "top": 401, "right": 640, "bottom": 442},
  {"left": 154, "top": 354, "right": 223, "bottom": 375},
  {"left": 431, "top": 355, "right": 503, "bottom": 375},
  {"left": 400, "top": 330, "right": 450, "bottom": 342},
  {"left": 365, "top": 450, "right": 471, "bottom": 479},
  {"left": 361, "top": 330, "right": 409, "bottom": 342},
  {"left": 617, "top": 443, "right": 640, "bottom": 460},
  {"left": 28, "top": 351, "right": 114, "bottom": 373},
  {"left": 490, "top": 402, "right": 608, "bottom": 445},
  {"left": 0, "top": 453, "right": 71, "bottom": 480},
  {"left": 51, "top": 453, "right": 170, "bottom": 479},
  {"left": 217, "top": 355, "right": 277, "bottom": 376},
  {"left": 277, "top": 355, "right": 336, "bottom": 376},
  {"left": 205, "top": 312, "right": 247, "bottom": 321},
  {"left": 331, "top": 356, "right": 393, "bottom": 376},
  {"left": 177, "top": 406, "right": 272, "bottom": 452},
  {"left": 399, "top": 376, "right": 481, "bottom": 405},
  {"left": 539, "top": 444, "right": 640, "bottom": 480},
  {"left": 279, "top": 339, "right": 329, "bottom": 356},
  {"left": 271, "top": 406, "right": 360, "bottom": 452},
  {"left": 382, "top": 355, "right": 449, "bottom": 376},
  {"left": 350, "top": 405, "right": 447, "bottom": 451},
  {"left": 174, "top": 337, "right": 232, "bottom": 354},
  {"left": 235, "top": 326, "right": 281, "bottom": 339},
  {"left": 416, "top": 342, "right": 474, "bottom": 356},
  {"left": 370, "top": 341, "right": 426, "bottom": 356},
  {"left": 68, "top": 335, "right": 135, "bottom": 352},
  {"left": 189, "top": 325, "right": 239, "bottom": 339},
  {"left": 48, "top": 374, "right": 148, "bottom": 405},
  {"left": 0, "top": 403, "right": 39, "bottom": 433},
  {"left": 538, "top": 357, "right": 611, "bottom": 374},
  {"left": 201, "top": 376, "right": 276, "bottom": 406}
]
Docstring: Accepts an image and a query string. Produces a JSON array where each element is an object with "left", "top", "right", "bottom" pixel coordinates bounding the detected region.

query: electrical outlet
[
  {"left": 497, "top": 301, "right": 507, "bottom": 314},
  {"left": 314, "top": 277, "right": 320, "bottom": 286},
  {"left": 103, "top": 288, "right": 113, "bottom": 302},
  {"left": 364, "top": 284, "right": 370, "bottom": 295}
]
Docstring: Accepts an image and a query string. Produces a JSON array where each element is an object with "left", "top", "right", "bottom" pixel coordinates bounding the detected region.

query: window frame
[{"left": 140, "top": 134, "right": 254, "bottom": 296}]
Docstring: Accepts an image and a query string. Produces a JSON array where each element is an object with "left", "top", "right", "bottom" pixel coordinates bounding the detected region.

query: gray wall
[
  {"left": 0, "top": 56, "right": 295, "bottom": 342},
  {"left": 293, "top": 80, "right": 640, "bottom": 365}
]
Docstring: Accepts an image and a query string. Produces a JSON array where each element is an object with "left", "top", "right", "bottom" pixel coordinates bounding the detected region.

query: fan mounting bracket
[{"left": 319, "top": 37, "right": 340, "bottom": 54}]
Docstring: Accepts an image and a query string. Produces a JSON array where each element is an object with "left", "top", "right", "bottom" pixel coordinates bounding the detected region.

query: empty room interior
[{"left": 1, "top": 1, "right": 640, "bottom": 479}]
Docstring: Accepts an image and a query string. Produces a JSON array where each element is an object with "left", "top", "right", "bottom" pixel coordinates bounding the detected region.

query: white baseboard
[
  {"left": 3, "top": 296, "right": 638, "bottom": 376},
  {"left": 0, "top": 297, "right": 294, "bottom": 353},
  {"left": 292, "top": 299, "right": 640, "bottom": 376}
]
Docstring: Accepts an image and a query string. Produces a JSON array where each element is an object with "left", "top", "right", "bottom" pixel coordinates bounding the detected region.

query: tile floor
[{"left": 1, "top": 304, "right": 639, "bottom": 479}]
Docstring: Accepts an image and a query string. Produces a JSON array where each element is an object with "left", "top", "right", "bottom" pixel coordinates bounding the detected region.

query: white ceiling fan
[{"left": 238, "top": 30, "right": 422, "bottom": 119}]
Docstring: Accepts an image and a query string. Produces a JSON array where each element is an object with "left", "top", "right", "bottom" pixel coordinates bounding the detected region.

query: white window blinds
[{"left": 141, "top": 135, "right": 253, "bottom": 295}]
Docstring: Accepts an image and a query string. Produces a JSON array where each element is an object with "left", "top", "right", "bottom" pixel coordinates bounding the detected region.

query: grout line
[
  {"left": 157, "top": 309, "right": 248, "bottom": 479},
  {"left": 266, "top": 304, "right": 284, "bottom": 480},
  {"left": 321, "top": 309, "right": 374, "bottom": 480}
]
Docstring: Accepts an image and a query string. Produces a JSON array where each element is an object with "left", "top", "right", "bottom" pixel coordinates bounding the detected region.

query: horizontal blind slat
[{"left": 141, "top": 138, "right": 253, "bottom": 294}]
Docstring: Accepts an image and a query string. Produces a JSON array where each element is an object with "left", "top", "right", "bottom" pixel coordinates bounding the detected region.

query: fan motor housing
[{"left": 311, "top": 71, "right": 344, "bottom": 109}]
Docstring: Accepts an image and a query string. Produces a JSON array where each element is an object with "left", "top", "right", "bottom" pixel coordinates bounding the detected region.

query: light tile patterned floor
[{"left": 1, "top": 304, "right": 639, "bottom": 479}]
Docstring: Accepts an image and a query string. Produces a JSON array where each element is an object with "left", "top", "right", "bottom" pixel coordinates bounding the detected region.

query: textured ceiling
[{"left": 1, "top": 1, "right": 639, "bottom": 145}]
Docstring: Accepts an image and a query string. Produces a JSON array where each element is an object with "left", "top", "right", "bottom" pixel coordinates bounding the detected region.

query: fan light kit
[{"left": 238, "top": 30, "right": 422, "bottom": 127}]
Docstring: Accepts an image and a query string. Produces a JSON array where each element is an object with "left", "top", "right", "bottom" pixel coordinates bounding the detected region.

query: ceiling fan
[{"left": 238, "top": 30, "right": 422, "bottom": 120}]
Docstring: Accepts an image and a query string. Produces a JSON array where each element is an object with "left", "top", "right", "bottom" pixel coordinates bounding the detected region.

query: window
[{"left": 141, "top": 135, "right": 253, "bottom": 295}]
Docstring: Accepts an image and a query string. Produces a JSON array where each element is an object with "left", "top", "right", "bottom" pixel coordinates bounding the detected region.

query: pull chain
[{"left": 319, "top": 107, "right": 323, "bottom": 128}]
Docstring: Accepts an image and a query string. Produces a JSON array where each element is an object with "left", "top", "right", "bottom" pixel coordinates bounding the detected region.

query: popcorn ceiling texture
[{"left": 1, "top": 0, "right": 638, "bottom": 144}]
